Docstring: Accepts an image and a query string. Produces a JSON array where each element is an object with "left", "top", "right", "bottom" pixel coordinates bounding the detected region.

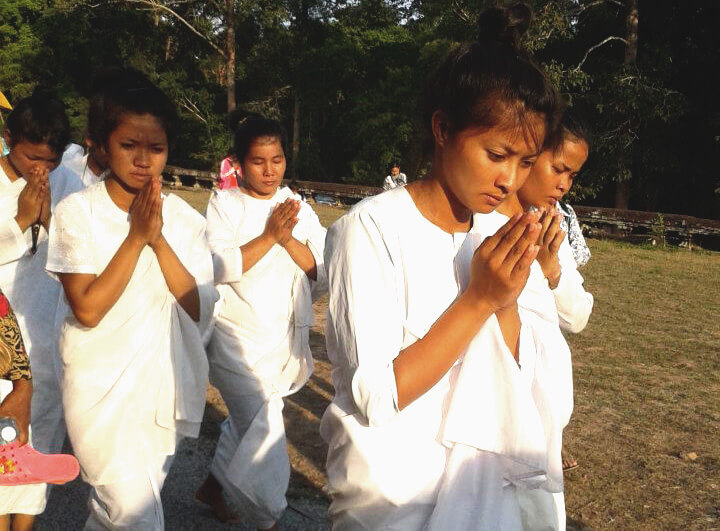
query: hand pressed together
[
  {"left": 535, "top": 209, "right": 565, "bottom": 289},
  {"left": 129, "top": 177, "right": 164, "bottom": 248},
  {"left": 264, "top": 198, "right": 300, "bottom": 246},
  {"left": 15, "top": 167, "right": 49, "bottom": 232},
  {"left": 464, "top": 211, "right": 542, "bottom": 313}
]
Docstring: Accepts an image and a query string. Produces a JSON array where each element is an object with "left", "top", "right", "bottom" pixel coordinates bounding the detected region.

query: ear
[
  {"left": 431, "top": 110, "right": 451, "bottom": 148},
  {"left": 3, "top": 129, "right": 12, "bottom": 148}
]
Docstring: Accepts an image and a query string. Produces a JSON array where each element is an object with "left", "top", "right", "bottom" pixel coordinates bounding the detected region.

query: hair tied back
[{"left": 477, "top": 3, "right": 532, "bottom": 52}]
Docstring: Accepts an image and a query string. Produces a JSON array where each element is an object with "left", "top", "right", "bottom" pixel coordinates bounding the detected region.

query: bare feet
[
  {"left": 562, "top": 447, "right": 578, "bottom": 471},
  {"left": 195, "top": 473, "right": 241, "bottom": 523}
]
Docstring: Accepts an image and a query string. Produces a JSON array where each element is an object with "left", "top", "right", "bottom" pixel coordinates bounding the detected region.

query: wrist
[
  {"left": 148, "top": 234, "right": 167, "bottom": 251},
  {"left": 14, "top": 214, "right": 32, "bottom": 233},
  {"left": 547, "top": 269, "right": 561, "bottom": 289},
  {"left": 457, "top": 291, "right": 496, "bottom": 322},
  {"left": 126, "top": 233, "right": 148, "bottom": 252}
]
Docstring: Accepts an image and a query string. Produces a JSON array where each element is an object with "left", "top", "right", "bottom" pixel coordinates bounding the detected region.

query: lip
[{"left": 482, "top": 193, "right": 505, "bottom": 207}]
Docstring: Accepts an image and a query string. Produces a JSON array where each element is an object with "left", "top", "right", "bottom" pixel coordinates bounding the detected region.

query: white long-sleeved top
[
  {"left": 46, "top": 182, "right": 217, "bottom": 485},
  {"left": 205, "top": 186, "right": 327, "bottom": 393},
  {"left": 321, "top": 189, "right": 567, "bottom": 530}
]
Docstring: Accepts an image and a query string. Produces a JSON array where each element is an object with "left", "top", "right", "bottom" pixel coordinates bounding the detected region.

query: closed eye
[{"left": 487, "top": 151, "right": 505, "bottom": 162}]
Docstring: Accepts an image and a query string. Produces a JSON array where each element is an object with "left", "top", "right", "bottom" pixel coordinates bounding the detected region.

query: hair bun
[
  {"left": 227, "top": 109, "right": 263, "bottom": 133},
  {"left": 477, "top": 3, "right": 532, "bottom": 51}
]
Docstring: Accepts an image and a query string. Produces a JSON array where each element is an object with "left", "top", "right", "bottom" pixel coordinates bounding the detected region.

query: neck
[
  {"left": 406, "top": 176, "right": 472, "bottom": 234},
  {"left": 497, "top": 193, "right": 524, "bottom": 217},
  {"left": 104, "top": 174, "right": 138, "bottom": 212}
]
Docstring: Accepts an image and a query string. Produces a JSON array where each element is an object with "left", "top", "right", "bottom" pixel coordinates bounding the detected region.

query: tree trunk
[
  {"left": 225, "top": 0, "right": 236, "bottom": 112},
  {"left": 615, "top": 0, "right": 639, "bottom": 209},
  {"left": 292, "top": 94, "right": 301, "bottom": 179}
]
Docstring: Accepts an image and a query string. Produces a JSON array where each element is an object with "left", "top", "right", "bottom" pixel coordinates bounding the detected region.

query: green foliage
[{"left": 0, "top": 0, "right": 717, "bottom": 218}]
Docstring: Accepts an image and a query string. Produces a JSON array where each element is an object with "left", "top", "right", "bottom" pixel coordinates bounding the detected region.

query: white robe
[
  {"left": 205, "top": 186, "right": 326, "bottom": 527},
  {"left": 0, "top": 164, "right": 83, "bottom": 515},
  {"left": 321, "top": 189, "right": 566, "bottom": 530},
  {"left": 61, "top": 152, "right": 105, "bottom": 187},
  {"left": 46, "top": 182, "right": 217, "bottom": 527}
]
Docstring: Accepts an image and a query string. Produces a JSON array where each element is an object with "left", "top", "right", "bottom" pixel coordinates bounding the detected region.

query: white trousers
[
  {"left": 84, "top": 454, "right": 174, "bottom": 531},
  {"left": 209, "top": 360, "right": 289, "bottom": 530}
]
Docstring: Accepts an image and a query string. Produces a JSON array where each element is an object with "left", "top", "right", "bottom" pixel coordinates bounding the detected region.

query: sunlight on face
[
  {"left": 104, "top": 113, "right": 168, "bottom": 191},
  {"left": 517, "top": 138, "right": 589, "bottom": 210},
  {"left": 438, "top": 113, "right": 546, "bottom": 214},
  {"left": 241, "top": 136, "right": 286, "bottom": 199}
]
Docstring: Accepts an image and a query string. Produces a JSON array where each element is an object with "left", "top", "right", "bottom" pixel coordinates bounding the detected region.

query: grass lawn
[{"left": 171, "top": 188, "right": 720, "bottom": 530}]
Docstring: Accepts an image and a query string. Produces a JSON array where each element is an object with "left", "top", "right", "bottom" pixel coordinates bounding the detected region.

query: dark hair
[
  {"left": 232, "top": 112, "right": 286, "bottom": 162},
  {"left": 422, "top": 3, "right": 560, "bottom": 153},
  {"left": 88, "top": 67, "right": 178, "bottom": 147},
  {"left": 543, "top": 106, "right": 592, "bottom": 155},
  {"left": 5, "top": 87, "right": 70, "bottom": 156}
]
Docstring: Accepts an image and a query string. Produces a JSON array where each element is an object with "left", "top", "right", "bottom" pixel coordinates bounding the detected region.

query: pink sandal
[{"left": 0, "top": 442, "right": 80, "bottom": 486}]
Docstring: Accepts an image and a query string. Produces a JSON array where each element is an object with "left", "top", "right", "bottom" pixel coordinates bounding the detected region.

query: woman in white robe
[
  {"left": 0, "top": 91, "right": 82, "bottom": 526},
  {"left": 196, "top": 113, "right": 326, "bottom": 530},
  {"left": 46, "top": 69, "right": 217, "bottom": 530},
  {"left": 321, "top": 6, "right": 567, "bottom": 529},
  {"left": 514, "top": 107, "right": 595, "bottom": 473}
]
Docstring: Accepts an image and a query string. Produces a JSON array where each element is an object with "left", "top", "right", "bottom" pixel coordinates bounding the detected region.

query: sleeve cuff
[{"left": 212, "top": 248, "right": 244, "bottom": 284}]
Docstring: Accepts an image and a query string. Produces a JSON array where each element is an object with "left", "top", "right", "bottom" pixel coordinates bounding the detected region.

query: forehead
[
  {"left": 113, "top": 113, "right": 167, "bottom": 140},
  {"left": 245, "top": 136, "right": 283, "bottom": 157},
  {"left": 14, "top": 140, "right": 60, "bottom": 160},
  {"left": 460, "top": 117, "right": 546, "bottom": 155},
  {"left": 555, "top": 139, "right": 589, "bottom": 170}
]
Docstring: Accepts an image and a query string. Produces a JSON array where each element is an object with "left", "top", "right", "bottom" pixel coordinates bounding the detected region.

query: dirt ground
[{"left": 39, "top": 188, "right": 719, "bottom": 530}]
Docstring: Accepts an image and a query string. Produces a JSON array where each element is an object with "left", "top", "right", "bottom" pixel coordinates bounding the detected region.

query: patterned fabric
[
  {"left": 0, "top": 290, "right": 31, "bottom": 381},
  {"left": 558, "top": 202, "right": 591, "bottom": 268}
]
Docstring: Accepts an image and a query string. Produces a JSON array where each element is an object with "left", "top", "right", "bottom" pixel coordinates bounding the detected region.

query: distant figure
[
  {"left": 218, "top": 153, "right": 241, "bottom": 190},
  {"left": 383, "top": 161, "right": 407, "bottom": 190}
]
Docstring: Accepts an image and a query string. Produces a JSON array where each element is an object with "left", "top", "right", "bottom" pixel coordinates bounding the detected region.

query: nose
[
  {"left": 134, "top": 148, "right": 151, "bottom": 168},
  {"left": 558, "top": 174, "right": 570, "bottom": 194},
  {"left": 496, "top": 163, "right": 521, "bottom": 195}
]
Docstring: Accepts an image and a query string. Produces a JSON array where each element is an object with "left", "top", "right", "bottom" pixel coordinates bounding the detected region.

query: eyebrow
[{"left": 499, "top": 144, "right": 541, "bottom": 159}]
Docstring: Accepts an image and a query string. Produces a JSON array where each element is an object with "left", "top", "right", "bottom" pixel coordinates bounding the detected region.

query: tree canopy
[{"left": 1, "top": 0, "right": 717, "bottom": 218}]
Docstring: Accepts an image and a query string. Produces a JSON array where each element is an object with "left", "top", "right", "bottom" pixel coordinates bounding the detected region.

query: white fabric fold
[{"left": 47, "top": 184, "right": 217, "bottom": 486}]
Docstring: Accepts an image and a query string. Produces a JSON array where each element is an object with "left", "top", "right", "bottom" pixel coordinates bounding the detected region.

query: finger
[
  {"left": 501, "top": 221, "right": 541, "bottom": 271},
  {"left": 549, "top": 229, "right": 566, "bottom": 255},
  {"left": 538, "top": 210, "right": 553, "bottom": 244},
  {"left": 480, "top": 213, "right": 523, "bottom": 253},
  {"left": 511, "top": 243, "right": 540, "bottom": 278},
  {"left": 543, "top": 214, "right": 561, "bottom": 246},
  {"left": 492, "top": 211, "right": 541, "bottom": 261}
]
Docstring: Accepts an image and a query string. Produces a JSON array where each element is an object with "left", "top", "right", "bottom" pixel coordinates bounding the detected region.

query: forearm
[
  {"left": 152, "top": 236, "right": 200, "bottom": 321},
  {"left": 393, "top": 294, "right": 494, "bottom": 410},
  {"left": 61, "top": 236, "right": 145, "bottom": 327},
  {"left": 240, "top": 233, "right": 276, "bottom": 273},
  {"left": 283, "top": 237, "right": 317, "bottom": 280}
]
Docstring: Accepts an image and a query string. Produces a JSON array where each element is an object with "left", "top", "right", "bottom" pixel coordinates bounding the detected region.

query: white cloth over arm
[
  {"left": 47, "top": 184, "right": 217, "bottom": 487},
  {"left": 204, "top": 186, "right": 325, "bottom": 528},
  {"left": 553, "top": 236, "right": 594, "bottom": 333},
  {"left": 321, "top": 188, "right": 478, "bottom": 530}
]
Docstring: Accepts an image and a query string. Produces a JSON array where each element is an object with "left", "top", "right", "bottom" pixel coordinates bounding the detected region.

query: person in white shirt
[
  {"left": 196, "top": 112, "right": 326, "bottom": 530},
  {"left": 513, "top": 108, "right": 594, "bottom": 472},
  {"left": 0, "top": 88, "right": 82, "bottom": 531},
  {"left": 321, "top": 4, "right": 570, "bottom": 530},
  {"left": 382, "top": 162, "right": 407, "bottom": 190},
  {"left": 47, "top": 69, "right": 217, "bottom": 530}
]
